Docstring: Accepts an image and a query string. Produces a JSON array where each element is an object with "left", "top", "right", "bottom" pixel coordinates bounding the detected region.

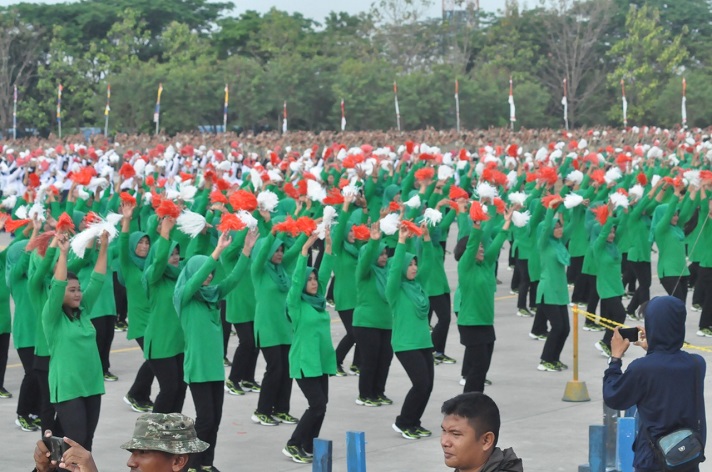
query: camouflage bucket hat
[{"left": 120, "top": 413, "right": 209, "bottom": 454}]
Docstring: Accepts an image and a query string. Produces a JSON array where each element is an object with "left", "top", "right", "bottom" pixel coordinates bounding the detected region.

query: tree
[{"left": 607, "top": 4, "right": 688, "bottom": 125}]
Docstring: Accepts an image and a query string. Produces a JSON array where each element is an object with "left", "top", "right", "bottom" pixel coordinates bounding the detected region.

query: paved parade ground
[{"left": 1, "top": 231, "right": 710, "bottom": 471}]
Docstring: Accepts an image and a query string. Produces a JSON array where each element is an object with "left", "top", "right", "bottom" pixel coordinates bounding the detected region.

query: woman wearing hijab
[
  {"left": 536, "top": 198, "right": 572, "bottom": 372},
  {"left": 353, "top": 223, "right": 393, "bottom": 407},
  {"left": 281, "top": 232, "right": 335, "bottom": 464},
  {"left": 173, "top": 229, "right": 257, "bottom": 472},
  {"left": 43, "top": 231, "right": 107, "bottom": 451},
  {"left": 387, "top": 224, "right": 434, "bottom": 440},
  {"left": 250, "top": 230, "right": 305, "bottom": 426},
  {"left": 118, "top": 202, "right": 155, "bottom": 413},
  {"left": 142, "top": 216, "right": 186, "bottom": 413},
  {"left": 0, "top": 219, "right": 12, "bottom": 400}
]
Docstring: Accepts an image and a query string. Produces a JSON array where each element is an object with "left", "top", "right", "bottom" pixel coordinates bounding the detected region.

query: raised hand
[{"left": 370, "top": 222, "right": 381, "bottom": 241}]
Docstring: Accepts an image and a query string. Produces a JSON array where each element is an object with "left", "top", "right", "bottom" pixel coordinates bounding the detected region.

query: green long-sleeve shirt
[
  {"left": 536, "top": 209, "right": 570, "bottom": 306},
  {"left": 118, "top": 233, "right": 151, "bottom": 340},
  {"left": 593, "top": 218, "right": 625, "bottom": 299},
  {"left": 29, "top": 248, "right": 58, "bottom": 357},
  {"left": 353, "top": 239, "right": 392, "bottom": 330}
]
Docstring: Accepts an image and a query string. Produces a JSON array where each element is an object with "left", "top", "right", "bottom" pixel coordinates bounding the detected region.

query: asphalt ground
[{"left": 1, "top": 230, "right": 710, "bottom": 472}]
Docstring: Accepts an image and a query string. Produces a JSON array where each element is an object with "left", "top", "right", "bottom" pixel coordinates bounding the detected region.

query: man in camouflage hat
[{"left": 33, "top": 413, "right": 208, "bottom": 472}]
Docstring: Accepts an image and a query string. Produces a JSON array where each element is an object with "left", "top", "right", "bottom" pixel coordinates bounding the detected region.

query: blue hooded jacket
[{"left": 603, "top": 296, "right": 706, "bottom": 472}]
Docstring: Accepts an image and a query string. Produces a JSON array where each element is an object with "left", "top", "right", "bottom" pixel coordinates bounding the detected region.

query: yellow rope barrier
[{"left": 576, "top": 307, "right": 712, "bottom": 354}]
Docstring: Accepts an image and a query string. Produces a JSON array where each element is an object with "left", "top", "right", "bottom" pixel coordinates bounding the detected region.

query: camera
[{"left": 42, "top": 436, "right": 70, "bottom": 463}]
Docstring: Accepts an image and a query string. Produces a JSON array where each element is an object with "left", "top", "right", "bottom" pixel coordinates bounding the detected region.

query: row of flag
[{"left": 25, "top": 79, "right": 693, "bottom": 139}]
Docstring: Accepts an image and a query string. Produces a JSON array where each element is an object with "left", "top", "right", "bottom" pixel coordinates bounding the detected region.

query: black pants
[
  {"left": 353, "top": 327, "right": 392, "bottom": 400},
  {"left": 572, "top": 268, "right": 593, "bottom": 307},
  {"left": 127, "top": 337, "right": 154, "bottom": 404},
  {"left": 567, "top": 255, "right": 584, "bottom": 288},
  {"left": 394, "top": 349, "right": 434, "bottom": 430},
  {"left": 539, "top": 303, "right": 570, "bottom": 364},
  {"left": 335, "top": 309, "right": 359, "bottom": 367},
  {"left": 326, "top": 276, "right": 335, "bottom": 302},
  {"left": 516, "top": 259, "right": 537, "bottom": 309},
  {"left": 428, "top": 293, "right": 451, "bottom": 354},
  {"left": 621, "top": 253, "right": 636, "bottom": 293},
  {"left": 660, "top": 276, "right": 688, "bottom": 304},
  {"left": 0, "top": 332, "right": 9, "bottom": 389},
  {"left": 257, "top": 345, "right": 292, "bottom": 415},
  {"left": 289, "top": 375, "right": 328, "bottom": 454},
  {"left": 17, "top": 346, "right": 39, "bottom": 417},
  {"left": 228, "top": 322, "right": 259, "bottom": 384},
  {"left": 627, "top": 261, "right": 651, "bottom": 315},
  {"left": 148, "top": 354, "right": 186, "bottom": 413},
  {"left": 697, "top": 267, "right": 712, "bottom": 329},
  {"left": 34, "top": 356, "right": 60, "bottom": 435},
  {"left": 690, "top": 262, "right": 705, "bottom": 307},
  {"left": 601, "top": 296, "right": 627, "bottom": 347},
  {"left": 91, "top": 315, "right": 115, "bottom": 374},
  {"left": 463, "top": 342, "right": 494, "bottom": 393},
  {"left": 53, "top": 395, "right": 101, "bottom": 451},
  {"left": 113, "top": 272, "right": 127, "bottom": 325},
  {"left": 188, "top": 381, "right": 224, "bottom": 468},
  {"left": 220, "top": 301, "right": 230, "bottom": 357},
  {"left": 530, "top": 299, "right": 548, "bottom": 337},
  {"left": 510, "top": 248, "right": 520, "bottom": 291}
]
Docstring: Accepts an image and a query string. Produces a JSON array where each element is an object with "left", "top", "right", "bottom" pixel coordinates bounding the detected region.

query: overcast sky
[{"left": 0, "top": 0, "right": 511, "bottom": 22}]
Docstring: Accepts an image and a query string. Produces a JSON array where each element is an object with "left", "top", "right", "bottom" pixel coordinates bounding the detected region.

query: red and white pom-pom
[
  {"left": 604, "top": 167, "right": 622, "bottom": 185},
  {"left": 438, "top": 165, "right": 454, "bottom": 181},
  {"left": 651, "top": 175, "right": 661, "bottom": 188},
  {"left": 476, "top": 182, "right": 498, "bottom": 200},
  {"left": 609, "top": 192, "right": 629, "bottom": 209},
  {"left": 306, "top": 179, "right": 326, "bottom": 202},
  {"left": 423, "top": 208, "right": 442, "bottom": 226},
  {"left": 507, "top": 192, "right": 527, "bottom": 206},
  {"left": 236, "top": 210, "right": 258, "bottom": 230},
  {"left": 404, "top": 194, "right": 421, "bottom": 209},
  {"left": 565, "top": 170, "right": 584, "bottom": 185},
  {"left": 683, "top": 170, "right": 700, "bottom": 188},
  {"left": 257, "top": 190, "right": 279, "bottom": 213},
  {"left": 512, "top": 210, "right": 531, "bottom": 228},
  {"left": 379, "top": 213, "right": 400, "bottom": 235},
  {"left": 629, "top": 184, "right": 644, "bottom": 201},
  {"left": 70, "top": 213, "right": 121, "bottom": 258},
  {"left": 564, "top": 193, "right": 584, "bottom": 209},
  {"left": 177, "top": 211, "right": 207, "bottom": 238}
]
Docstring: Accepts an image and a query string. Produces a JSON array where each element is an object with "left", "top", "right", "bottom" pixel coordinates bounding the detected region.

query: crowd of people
[{"left": 1, "top": 124, "right": 711, "bottom": 470}]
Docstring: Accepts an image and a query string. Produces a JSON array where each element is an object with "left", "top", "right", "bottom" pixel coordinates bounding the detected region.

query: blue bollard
[
  {"left": 589, "top": 425, "right": 606, "bottom": 472},
  {"left": 617, "top": 417, "right": 636, "bottom": 472},
  {"left": 312, "top": 438, "right": 332, "bottom": 472},
  {"left": 625, "top": 406, "right": 637, "bottom": 418},
  {"left": 346, "top": 431, "right": 366, "bottom": 472}
]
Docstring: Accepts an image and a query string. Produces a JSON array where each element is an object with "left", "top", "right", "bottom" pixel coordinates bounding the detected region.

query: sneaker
[
  {"left": 251, "top": 411, "right": 279, "bottom": 426},
  {"left": 696, "top": 328, "right": 712, "bottom": 337},
  {"left": 433, "top": 355, "right": 443, "bottom": 365},
  {"left": 223, "top": 357, "right": 232, "bottom": 367},
  {"left": 104, "top": 371, "right": 118, "bottom": 382},
  {"left": 555, "top": 361, "right": 569, "bottom": 370},
  {"left": 326, "top": 299, "right": 335, "bottom": 308},
  {"left": 302, "top": 449, "right": 314, "bottom": 458},
  {"left": 496, "top": 279, "right": 502, "bottom": 285},
  {"left": 273, "top": 412, "right": 299, "bottom": 424},
  {"left": 15, "top": 415, "right": 38, "bottom": 432},
  {"left": 123, "top": 394, "right": 152, "bottom": 412},
  {"left": 433, "top": 353, "right": 457, "bottom": 364},
  {"left": 30, "top": 414, "right": 41, "bottom": 427},
  {"left": 595, "top": 340, "right": 612, "bottom": 357},
  {"left": 517, "top": 308, "right": 534, "bottom": 317},
  {"left": 224, "top": 380, "right": 245, "bottom": 396},
  {"left": 626, "top": 313, "right": 639, "bottom": 322},
  {"left": 537, "top": 361, "right": 561, "bottom": 372},
  {"left": 240, "top": 380, "right": 261, "bottom": 393},
  {"left": 349, "top": 365, "right": 360, "bottom": 376},
  {"left": 507, "top": 265, "right": 514, "bottom": 271},
  {"left": 583, "top": 324, "right": 605, "bottom": 332},
  {"left": 376, "top": 394, "right": 393, "bottom": 405},
  {"left": 114, "top": 321, "right": 128, "bottom": 332},
  {"left": 334, "top": 365, "right": 347, "bottom": 377},
  {"left": 509, "top": 289, "right": 518, "bottom": 295},
  {"left": 529, "top": 306, "right": 537, "bottom": 314},
  {"left": 528, "top": 332, "right": 547, "bottom": 341},
  {"left": 414, "top": 426, "right": 432, "bottom": 437},
  {"left": 355, "top": 396, "right": 380, "bottom": 407},
  {"left": 691, "top": 304, "right": 702, "bottom": 312},
  {"left": 484, "top": 379, "right": 493, "bottom": 386},
  {"left": 392, "top": 423, "right": 420, "bottom": 440},
  {"left": 459, "top": 377, "right": 466, "bottom": 386},
  {"left": 282, "top": 444, "right": 313, "bottom": 464},
  {"left": 0, "top": 387, "right": 12, "bottom": 399}
]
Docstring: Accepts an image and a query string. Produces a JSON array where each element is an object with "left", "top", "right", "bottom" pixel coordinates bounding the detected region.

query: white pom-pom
[
  {"left": 578, "top": 139, "right": 587, "bottom": 150},
  {"left": 438, "top": 165, "right": 454, "bottom": 181},
  {"left": 76, "top": 187, "right": 90, "bottom": 200},
  {"left": 423, "top": 208, "right": 442, "bottom": 226},
  {"left": 442, "top": 152, "right": 453, "bottom": 165},
  {"left": 28, "top": 202, "right": 46, "bottom": 222},
  {"left": 342, "top": 184, "right": 359, "bottom": 197},
  {"left": 512, "top": 210, "right": 531, "bottom": 228},
  {"left": 237, "top": 210, "right": 258, "bottom": 230},
  {"left": 379, "top": 213, "right": 400, "bottom": 235},
  {"left": 506, "top": 170, "right": 518, "bottom": 189},
  {"left": 651, "top": 175, "right": 661, "bottom": 188},
  {"left": 476, "top": 182, "right": 498, "bottom": 200},
  {"left": 629, "top": 184, "right": 644, "bottom": 200},
  {"left": 549, "top": 149, "right": 563, "bottom": 162},
  {"left": 535, "top": 147, "right": 549, "bottom": 162},
  {"left": 507, "top": 192, "right": 527, "bottom": 206},
  {"left": 322, "top": 206, "right": 337, "bottom": 227},
  {"left": 456, "top": 160, "right": 469, "bottom": 171},
  {"left": 165, "top": 189, "right": 180, "bottom": 201},
  {"left": 1, "top": 195, "right": 17, "bottom": 210},
  {"left": 105, "top": 212, "right": 123, "bottom": 227},
  {"left": 610, "top": 192, "right": 629, "bottom": 209},
  {"left": 143, "top": 192, "right": 152, "bottom": 204},
  {"left": 566, "top": 170, "right": 584, "bottom": 185},
  {"left": 217, "top": 161, "right": 231, "bottom": 171},
  {"left": 564, "top": 193, "right": 584, "bottom": 209},
  {"left": 179, "top": 184, "right": 198, "bottom": 202},
  {"left": 684, "top": 170, "right": 701, "bottom": 188},
  {"left": 177, "top": 211, "right": 207, "bottom": 238},
  {"left": 87, "top": 177, "right": 109, "bottom": 191},
  {"left": 668, "top": 155, "right": 680, "bottom": 166},
  {"left": 133, "top": 159, "right": 146, "bottom": 177},
  {"left": 257, "top": 190, "right": 279, "bottom": 212},
  {"left": 306, "top": 179, "right": 326, "bottom": 202},
  {"left": 404, "top": 195, "right": 421, "bottom": 209},
  {"left": 250, "top": 168, "right": 263, "bottom": 191},
  {"left": 267, "top": 170, "right": 283, "bottom": 182},
  {"left": 604, "top": 167, "right": 622, "bottom": 185},
  {"left": 14, "top": 205, "right": 28, "bottom": 219},
  {"left": 474, "top": 162, "right": 485, "bottom": 176},
  {"left": 70, "top": 226, "right": 101, "bottom": 258}
]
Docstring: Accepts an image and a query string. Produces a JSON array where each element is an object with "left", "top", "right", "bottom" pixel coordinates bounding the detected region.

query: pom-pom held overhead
[
  {"left": 423, "top": 208, "right": 442, "bottom": 226},
  {"left": 119, "top": 162, "right": 136, "bottom": 179},
  {"left": 493, "top": 197, "right": 506, "bottom": 214},
  {"left": 236, "top": 210, "right": 258, "bottom": 230},
  {"left": 120, "top": 192, "right": 136, "bottom": 206},
  {"left": 541, "top": 195, "right": 562, "bottom": 209},
  {"left": 5, "top": 218, "right": 30, "bottom": 233},
  {"left": 284, "top": 182, "right": 300, "bottom": 199},
  {"left": 323, "top": 188, "right": 345, "bottom": 205},
  {"left": 26, "top": 230, "right": 55, "bottom": 257},
  {"left": 449, "top": 185, "right": 468, "bottom": 200},
  {"left": 537, "top": 166, "right": 558, "bottom": 186},
  {"left": 379, "top": 213, "right": 400, "bottom": 235},
  {"left": 507, "top": 191, "right": 527, "bottom": 206},
  {"left": 592, "top": 204, "right": 609, "bottom": 226},
  {"left": 352, "top": 224, "right": 371, "bottom": 241},
  {"left": 609, "top": 192, "right": 629, "bottom": 209},
  {"left": 210, "top": 190, "right": 228, "bottom": 204},
  {"left": 512, "top": 210, "right": 531, "bottom": 228},
  {"left": 637, "top": 173, "right": 648, "bottom": 186},
  {"left": 400, "top": 219, "right": 423, "bottom": 236},
  {"left": 257, "top": 190, "right": 279, "bottom": 212},
  {"left": 388, "top": 201, "right": 401, "bottom": 213},
  {"left": 217, "top": 213, "right": 246, "bottom": 233},
  {"left": 563, "top": 193, "right": 584, "bottom": 209},
  {"left": 229, "top": 190, "right": 258, "bottom": 212},
  {"left": 177, "top": 211, "right": 208, "bottom": 238},
  {"left": 404, "top": 194, "right": 421, "bottom": 209},
  {"left": 469, "top": 201, "right": 489, "bottom": 222},
  {"left": 437, "top": 165, "right": 454, "bottom": 181},
  {"left": 273, "top": 216, "right": 301, "bottom": 237},
  {"left": 296, "top": 216, "right": 317, "bottom": 236},
  {"left": 156, "top": 200, "right": 181, "bottom": 219},
  {"left": 55, "top": 212, "right": 75, "bottom": 233},
  {"left": 306, "top": 179, "right": 326, "bottom": 202},
  {"left": 414, "top": 167, "right": 435, "bottom": 181},
  {"left": 476, "top": 182, "right": 498, "bottom": 200}
]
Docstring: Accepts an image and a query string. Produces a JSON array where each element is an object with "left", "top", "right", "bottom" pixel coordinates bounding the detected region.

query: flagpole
[
  {"left": 394, "top": 81, "right": 401, "bottom": 132},
  {"left": 12, "top": 85, "right": 17, "bottom": 140},
  {"left": 154, "top": 83, "right": 163, "bottom": 136},
  {"left": 104, "top": 83, "right": 111, "bottom": 136},
  {"left": 455, "top": 79, "right": 461, "bottom": 132},
  {"left": 509, "top": 76, "right": 516, "bottom": 131},
  {"left": 340, "top": 98, "right": 346, "bottom": 131},
  {"left": 562, "top": 78, "right": 569, "bottom": 131},
  {"left": 682, "top": 78, "right": 687, "bottom": 129},
  {"left": 223, "top": 84, "right": 229, "bottom": 133},
  {"left": 621, "top": 79, "right": 627, "bottom": 128},
  {"left": 282, "top": 101, "right": 287, "bottom": 134},
  {"left": 57, "top": 84, "right": 62, "bottom": 139}
]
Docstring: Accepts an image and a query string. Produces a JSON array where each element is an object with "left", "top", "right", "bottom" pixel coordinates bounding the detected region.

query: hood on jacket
[
  {"left": 480, "top": 447, "right": 523, "bottom": 472},
  {"left": 644, "top": 295, "right": 686, "bottom": 354}
]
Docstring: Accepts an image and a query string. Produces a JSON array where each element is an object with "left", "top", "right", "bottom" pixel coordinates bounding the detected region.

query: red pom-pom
[
  {"left": 506, "top": 144, "right": 518, "bottom": 157},
  {"left": 352, "top": 225, "right": 371, "bottom": 241},
  {"left": 405, "top": 141, "right": 415, "bottom": 154},
  {"left": 418, "top": 153, "right": 435, "bottom": 161},
  {"left": 615, "top": 153, "right": 632, "bottom": 167},
  {"left": 215, "top": 178, "right": 231, "bottom": 191},
  {"left": 120, "top": 192, "right": 136, "bottom": 206},
  {"left": 323, "top": 188, "right": 344, "bottom": 205},
  {"left": 217, "top": 213, "right": 246, "bottom": 232},
  {"left": 700, "top": 170, "right": 712, "bottom": 183},
  {"left": 338, "top": 179, "right": 350, "bottom": 189},
  {"left": 179, "top": 172, "right": 193, "bottom": 182},
  {"left": 145, "top": 175, "right": 155, "bottom": 186},
  {"left": 119, "top": 162, "right": 135, "bottom": 179},
  {"left": 5, "top": 218, "right": 30, "bottom": 233},
  {"left": 56, "top": 213, "right": 75, "bottom": 233},
  {"left": 458, "top": 149, "right": 469, "bottom": 161},
  {"left": 342, "top": 155, "right": 356, "bottom": 169},
  {"left": 28, "top": 173, "right": 40, "bottom": 189},
  {"left": 48, "top": 185, "right": 59, "bottom": 195},
  {"left": 415, "top": 167, "right": 435, "bottom": 181},
  {"left": 541, "top": 195, "right": 562, "bottom": 209},
  {"left": 537, "top": 166, "right": 558, "bottom": 186},
  {"left": 156, "top": 200, "right": 181, "bottom": 219},
  {"left": 270, "top": 151, "right": 280, "bottom": 167},
  {"left": 493, "top": 197, "right": 506, "bottom": 214},
  {"left": 151, "top": 192, "right": 163, "bottom": 209},
  {"left": 297, "top": 180, "right": 308, "bottom": 196},
  {"left": 273, "top": 216, "right": 301, "bottom": 237},
  {"left": 583, "top": 153, "right": 600, "bottom": 165},
  {"left": 447, "top": 200, "right": 460, "bottom": 212},
  {"left": 302, "top": 172, "right": 317, "bottom": 181},
  {"left": 401, "top": 220, "right": 423, "bottom": 236},
  {"left": 296, "top": 217, "right": 317, "bottom": 236},
  {"left": 26, "top": 231, "right": 56, "bottom": 257},
  {"left": 180, "top": 145, "right": 194, "bottom": 157},
  {"left": 70, "top": 167, "right": 94, "bottom": 186},
  {"left": 229, "top": 190, "right": 258, "bottom": 212},
  {"left": 482, "top": 167, "right": 508, "bottom": 186},
  {"left": 389, "top": 201, "right": 401, "bottom": 213},
  {"left": 204, "top": 170, "right": 217, "bottom": 183},
  {"left": 591, "top": 169, "right": 605, "bottom": 185},
  {"left": 592, "top": 204, "right": 609, "bottom": 226},
  {"left": 637, "top": 173, "right": 648, "bottom": 186},
  {"left": 449, "top": 186, "right": 468, "bottom": 200},
  {"left": 210, "top": 191, "right": 228, "bottom": 204},
  {"left": 284, "top": 182, "right": 300, "bottom": 199},
  {"left": 469, "top": 201, "right": 489, "bottom": 222},
  {"left": 525, "top": 172, "right": 537, "bottom": 183}
]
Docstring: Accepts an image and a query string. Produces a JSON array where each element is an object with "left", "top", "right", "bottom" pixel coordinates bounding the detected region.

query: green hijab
[
  {"left": 141, "top": 239, "right": 181, "bottom": 295},
  {"left": 650, "top": 204, "right": 685, "bottom": 243},
  {"left": 254, "top": 236, "right": 290, "bottom": 292},
  {"left": 4, "top": 239, "right": 28, "bottom": 286},
  {"left": 360, "top": 241, "right": 388, "bottom": 301},
  {"left": 173, "top": 255, "right": 220, "bottom": 316},
  {"left": 117, "top": 232, "right": 149, "bottom": 286},
  {"left": 300, "top": 266, "right": 326, "bottom": 312},
  {"left": 538, "top": 216, "right": 570, "bottom": 266},
  {"left": 401, "top": 252, "right": 429, "bottom": 318},
  {"left": 382, "top": 184, "right": 401, "bottom": 205},
  {"left": 342, "top": 209, "right": 364, "bottom": 258}
]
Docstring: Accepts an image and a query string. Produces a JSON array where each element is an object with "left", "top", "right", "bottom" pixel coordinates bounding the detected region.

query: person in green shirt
[
  {"left": 43, "top": 230, "right": 107, "bottom": 452},
  {"left": 0, "top": 221, "right": 12, "bottom": 399},
  {"left": 651, "top": 184, "right": 690, "bottom": 303},
  {"left": 387, "top": 225, "right": 434, "bottom": 441},
  {"left": 282, "top": 233, "right": 335, "bottom": 464},
  {"left": 694, "top": 193, "right": 712, "bottom": 337}
]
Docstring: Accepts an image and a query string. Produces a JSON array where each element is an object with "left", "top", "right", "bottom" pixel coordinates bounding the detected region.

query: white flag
[
  {"left": 509, "top": 94, "right": 516, "bottom": 122},
  {"left": 622, "top": 96, "right": 628, "bottom": 125},
  {"left": 682, "top": 96, "right": 687, "bottom": 126}
]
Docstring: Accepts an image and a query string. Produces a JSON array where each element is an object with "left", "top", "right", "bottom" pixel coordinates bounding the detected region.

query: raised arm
[
  {"left": 216, "top": 229, "right": 258, "bottom": 298},
  {"left": 355, "top": 225, "right": 381, "bottom": 281}
]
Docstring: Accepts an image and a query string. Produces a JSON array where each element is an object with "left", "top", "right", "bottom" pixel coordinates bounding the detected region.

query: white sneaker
[{"left": 459, "top": 377, "right": 465, "bottom": 386}]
